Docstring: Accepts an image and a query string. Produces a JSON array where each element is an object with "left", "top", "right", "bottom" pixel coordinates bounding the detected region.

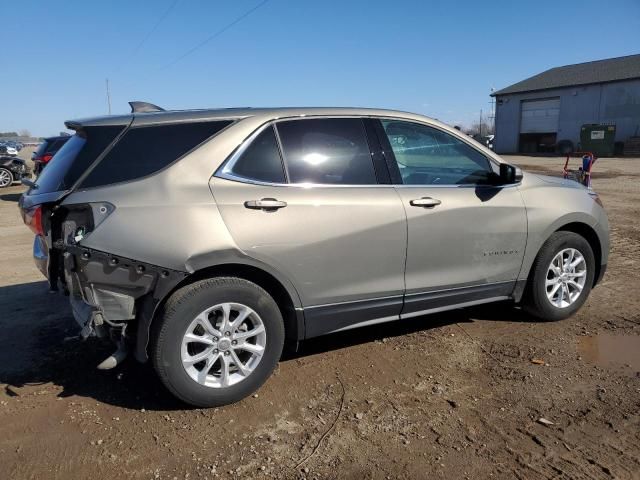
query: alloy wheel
[
  {"left": 0, "top": 169, "right": 12, "bottom": 188},
  {"left": 181, "top": 302, "right": 266, "bottom": 388},
  {"left": 545, "top": 248, "right": 587, "bottom": 308}
]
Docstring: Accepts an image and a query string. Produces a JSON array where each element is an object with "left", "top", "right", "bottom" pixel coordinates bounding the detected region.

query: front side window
[
  {"left": 227, "top": 125, "right": 286, "bottom": 183},
  {"left": 381, "top": 120, "right": 493, "bottom": 185},
  {"left": 276, "top": 118, "right": 376, "bottom": 185}
]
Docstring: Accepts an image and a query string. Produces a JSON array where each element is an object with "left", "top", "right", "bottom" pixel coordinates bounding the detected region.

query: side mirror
[{"left": 499, "top": 163, "right": 523, "bottom": 184}]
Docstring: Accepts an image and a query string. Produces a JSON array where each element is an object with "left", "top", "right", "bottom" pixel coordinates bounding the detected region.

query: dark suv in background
[{"left": 32, "top": 135, "right": 71, "bottom": 175}]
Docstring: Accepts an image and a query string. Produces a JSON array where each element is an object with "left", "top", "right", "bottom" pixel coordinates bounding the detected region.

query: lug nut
[
  {"left": 232, "top": 340, "right": 237, "bottom": 346},
  {"left": 213, "top": 337, "right": 218, "bottom": 342},
  {"left": 214, "top": 349, "right": 219, "bottom": 354},
  {"left": 224, "top": 351, "right": 230, "bottom": 356},
  {"left": 224, "top": 331, "right": 231, "bottom": 336}
]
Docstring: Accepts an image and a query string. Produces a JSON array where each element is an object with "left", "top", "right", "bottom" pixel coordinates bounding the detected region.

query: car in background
[
  {"left": 32, "top": 136, "right": 71, "bottom": 175},
  {"left": 0, "top": 156, "right": 31, "bottom": 188},
  {"left": 2, "top": 140, "right": 24, "bottom": 151},
  {"left": 0, "top": 145, "right": 18, "bottom": 156}
]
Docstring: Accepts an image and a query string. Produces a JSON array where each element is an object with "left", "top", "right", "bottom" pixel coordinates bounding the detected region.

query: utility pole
[
  {"left": 479, "top": 109, "right": 483, "bottom": 137},
  {"left": 105, "top": 78, "right": 112, "bottom": 115},
  {"left": 489, "top": 87, "right": 496, "bottom": 134}
]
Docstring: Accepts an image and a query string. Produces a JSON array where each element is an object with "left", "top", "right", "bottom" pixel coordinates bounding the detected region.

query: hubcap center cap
[{"left": 218, "top": 338, "right": 231, "bottom": 351}]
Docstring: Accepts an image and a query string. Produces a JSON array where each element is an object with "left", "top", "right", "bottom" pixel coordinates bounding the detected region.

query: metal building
[{"left": 491, "top": 54, "right": 640, "bottom": 154}]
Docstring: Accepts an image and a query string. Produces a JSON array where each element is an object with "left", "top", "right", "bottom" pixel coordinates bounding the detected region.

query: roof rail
[{"left": 128, "top": 101, "right": 166, "bottom": 113}]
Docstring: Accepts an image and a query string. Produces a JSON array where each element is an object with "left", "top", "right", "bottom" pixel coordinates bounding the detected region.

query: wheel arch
[
  {"left": 553, "top": 222, "right": 602, "bottom": 286},
  {"left": 516, "top": 219, "right": 603, "bottom": 302},
  {"left": 135, "top": 261, "right": 304, "bottom": 362}
]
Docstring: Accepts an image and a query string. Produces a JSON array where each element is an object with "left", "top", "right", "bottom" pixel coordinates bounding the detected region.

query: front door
[
  {"left": 212, "top": 118, "right": 407, "bottom": 336},
  {"left": 375, "top": 119, "right": 527, "bottom": 317}
]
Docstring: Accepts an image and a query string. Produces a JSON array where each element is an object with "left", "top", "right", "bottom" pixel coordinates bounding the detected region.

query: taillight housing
[
  {"left": 42, "top": 154, "right": 53, "bottom": 163},
  {"left": 24, "top": 205, "right": 44, "bottom": 236}
]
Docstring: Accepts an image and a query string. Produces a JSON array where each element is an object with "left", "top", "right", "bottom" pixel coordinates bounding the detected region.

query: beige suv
[{"left": 20, "top": 103, "right": 609, "bottom": 406}]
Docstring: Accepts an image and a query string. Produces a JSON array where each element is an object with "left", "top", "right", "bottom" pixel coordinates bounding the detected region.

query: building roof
[{"left": 492, "top": 54, "right": 640, "bottom": 96}]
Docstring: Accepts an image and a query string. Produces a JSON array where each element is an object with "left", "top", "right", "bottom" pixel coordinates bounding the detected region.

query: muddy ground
[{"left": 0, "top": 155, "right": 638, "bottom": 479}]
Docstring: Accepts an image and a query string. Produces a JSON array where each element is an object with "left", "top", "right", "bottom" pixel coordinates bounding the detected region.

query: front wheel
[
  {"left": 522, "top": 231, "right": 595, "bottom": 321},
  {"left": 151, "top": 277, "right": 285, "bottom": 407},
  {"left": 0, "top": 168, "right": 13, "bottom": 188}
]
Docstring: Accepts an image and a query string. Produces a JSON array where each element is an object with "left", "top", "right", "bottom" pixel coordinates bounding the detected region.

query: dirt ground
[{"left": 0, "top": 155, "right": 638, "bottom": 480}]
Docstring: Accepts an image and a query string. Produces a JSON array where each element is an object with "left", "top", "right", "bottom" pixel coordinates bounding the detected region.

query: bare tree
[
  {"left": 465, "top": 121, "right": 494, "bottom": 137},
  {"left": 18, "top": 129, "right": 31, "bottom": 137}
]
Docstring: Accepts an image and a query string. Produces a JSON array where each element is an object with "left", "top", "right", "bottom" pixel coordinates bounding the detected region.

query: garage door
[{"left": 520, "top": 98, "right": 560, "bottom": 133}]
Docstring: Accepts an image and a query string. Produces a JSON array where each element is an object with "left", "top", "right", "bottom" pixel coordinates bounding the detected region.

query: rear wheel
[
  {"left": 152, "top": 277, "right": 284, "bottom": 407},
  {"left": 522, "top": 231, "right": 595, "bottom": 321},
  {"left": 0, "top": 168, "right": 13, "bottom": 188}
]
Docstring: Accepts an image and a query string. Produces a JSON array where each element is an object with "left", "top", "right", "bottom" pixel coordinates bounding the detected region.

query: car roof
[
  {"left": 65, "top": 106, "right": 452, "bottom": 131},
  {"left": 62, "top": 106, "right": 506, "bottom": 165}
]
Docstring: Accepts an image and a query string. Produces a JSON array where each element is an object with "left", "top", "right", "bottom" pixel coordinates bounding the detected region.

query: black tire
[
  {"left": 0, "top": 167, "right": 13, "bottom": 188},
  {"left": 522, "top": 231, "right": 595, "bottom": 321},
  {"left": 151, "top": 277, "right": 285, "bottom": 407}
]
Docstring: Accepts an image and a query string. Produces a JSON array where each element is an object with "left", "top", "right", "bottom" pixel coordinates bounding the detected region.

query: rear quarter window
[
  {"left": 224, "top": 125, "right": 286, "bottom": 183},
  {"left": 80, "top": 121, "right": 232, "bottom": 189}
]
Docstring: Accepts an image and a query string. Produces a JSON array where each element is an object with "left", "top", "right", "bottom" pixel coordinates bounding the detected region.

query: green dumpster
[{"left": 579, "top": 124, "right": 616, "bottom": 156}]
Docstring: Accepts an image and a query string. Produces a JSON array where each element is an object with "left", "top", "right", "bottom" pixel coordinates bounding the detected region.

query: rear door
[
  {"left": 212, "top": 117, "right": 407, "bottom": 337},
  {"left": 374, "top": 119, "right": 527, "bottom": 317}
]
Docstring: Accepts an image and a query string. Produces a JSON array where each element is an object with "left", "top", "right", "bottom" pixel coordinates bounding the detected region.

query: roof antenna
[{"left": 128, "top": 101, "right": 165, "bottom": 113}]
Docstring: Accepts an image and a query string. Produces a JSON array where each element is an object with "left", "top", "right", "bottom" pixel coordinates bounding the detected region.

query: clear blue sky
[{"left": 1, "top": 0, "right": 639, "bottom": 136}]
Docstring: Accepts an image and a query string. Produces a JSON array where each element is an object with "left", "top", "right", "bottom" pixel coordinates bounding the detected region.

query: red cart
[{"left": 563, "top": 151, "right": 597, "bottom": 188}]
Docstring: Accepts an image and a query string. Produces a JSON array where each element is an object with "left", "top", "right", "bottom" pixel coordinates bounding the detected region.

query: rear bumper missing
[{"left": 62, "top": 246, "right": 187, "bottom": 352}]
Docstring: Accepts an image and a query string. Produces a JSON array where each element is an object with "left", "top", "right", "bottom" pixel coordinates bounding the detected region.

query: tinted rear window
[
  {"left": 35, "top": 137, "right": 69, "bottom": 157},
  {"left": 33, "top": 126, "right": 124, "bottom": 194},
  {"left": 80, "top": 121, "right": 232, "bottom": 188},
  {"left": 49, "top": 138, "right": 69, "bottom": 153}
]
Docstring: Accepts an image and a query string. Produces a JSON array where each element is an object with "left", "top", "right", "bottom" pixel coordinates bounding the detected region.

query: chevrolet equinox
[{"left": 19, "top": 103, "right": 609, "bottom": 407}]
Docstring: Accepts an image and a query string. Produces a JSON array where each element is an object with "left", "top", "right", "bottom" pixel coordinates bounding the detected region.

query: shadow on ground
[{"left": 0, "top": 280, "right": 532, "bottom": 411}]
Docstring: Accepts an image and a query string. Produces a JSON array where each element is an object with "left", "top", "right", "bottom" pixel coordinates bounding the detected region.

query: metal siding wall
[
  {"left": 493, "top": 95, "right": 520, "bottom": 153},
  {"left": 556, "top": 85, "right": 600, "bottom": 144},
  {"left": 600, "top": 80, "right": 640, "bottom": 141}
]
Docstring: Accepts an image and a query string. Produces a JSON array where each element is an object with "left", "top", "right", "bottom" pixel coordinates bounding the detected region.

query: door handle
[
  {"left": 410, "top": 197, "right": 441, "bottom": 208},
  {"left": 244, "top": 198, "right": 288, "bottom": 211}
]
